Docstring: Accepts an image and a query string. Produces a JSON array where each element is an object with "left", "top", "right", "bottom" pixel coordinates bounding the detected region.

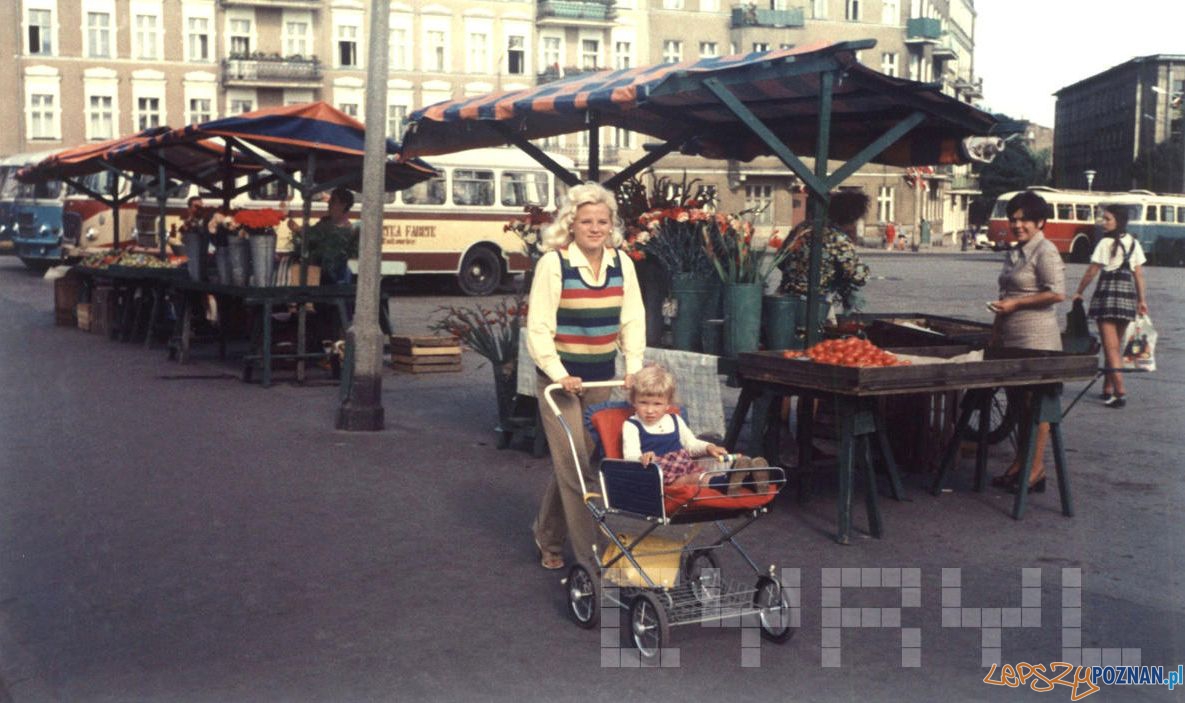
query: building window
[
  {"left": 700, "top": 42, "right": 718, "bottom": 58},
  {"left": 88, "top": 95, "right": 114, "bottom": 139},
  {"left": 187, "top": 98, "right": 211, "bottom": 125},
  {"left": 427, "top": 30, "right": 446, "bottom": 72},
  {"left": 338, "top": 102, "right": 358, "bottom": 117},
  {"left": 507, "top": 35, "right": 525, "bottom": 75},
  {"left": 581, "top": 39, "right": 599, "bottom": 70},
  {"left": 229, "top": 18, "right": 251, "bottom": 56},
  {"left": 882, "top": 0, "right": 898, "bottom": 24},
  {"left": 701, "top": 0, "right": 720, "bottom": 10},
  {"left": 338, "top": 24, "right": 359, "bottom": 68},
  {"left": 663, "top": 0, "right": 683, "bottom": 8},
  {"left": 187, "top": 17, "right": 210, "bottom": 61},
  {"left": 134, "top": 13, "right": 160, "bottom": 60},
  {"left": 752, "top": 42, "right": 769, "bottom": 52},
  {"left": 30, "top": 93, "right": 56, "bottom": 139},
  {"left": 881, "top": 52, "right": 898, "bottom": 77},
  {"left": 542, "top": 36, "right": 560, "bottom": 70},
  {"left": 745, "top": 185, "right": 773, "bottom": 225},
  {"left": 390, "top": 26, "right": 410, "bottom": 70},
  {"left": 27, "top": 8, "right": 53, "bottom": 55},
  {"left": 136, "top": 97, "right": 161, "bottom": 130},
  {"left": 230, "top": 97, "right": 254, "bottom": 114},
  {"left": 845, "top": 0, "right": 860, "bottom": 21},
  {"left": 469, "top": 33, "right": 489, "bottom": 73},
  {"left": 87, "top": 12, "right": 112, "bottom": 58},
  {"left": 662, "top": 40, "right": 682, "bottom": 64},
  {"left": 613, "top": 127, "right": 633, "bottom": 149},
  {"left": 877, "top": 186, "right": 895, "bottom": 222},
  {"left": 811, "top": 0, "right": 827, "bottom": 19},
  {"left": 387, "top": 104, "right": 407, "bottom": 139},
  {"left": 614, "top": 41, "right": 631, "bottom": 69},
  {"left": 286, "top": 21, "right": 309, "bottom": 56}
]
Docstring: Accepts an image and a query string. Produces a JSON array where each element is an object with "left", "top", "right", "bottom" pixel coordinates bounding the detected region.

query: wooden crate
[
  {"left": 54, "top": 275, "right": 84, "bottom": 326},
  {"left": 390, "top": 335, "right": 462, "bottom": 374},
  {"left": 76, "top": 303, "right": 93, "bottom": 332},
  {"left": 90, "top": 287, "right": 116, "bottom": 337},
  {"left": 738, "top": 346, "right": 1098, "bottom": 396}
]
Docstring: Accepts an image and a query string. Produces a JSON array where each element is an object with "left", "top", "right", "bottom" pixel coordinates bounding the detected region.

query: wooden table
[{"left": 725, "top": 346, "right": 1097, "bottom": 544}]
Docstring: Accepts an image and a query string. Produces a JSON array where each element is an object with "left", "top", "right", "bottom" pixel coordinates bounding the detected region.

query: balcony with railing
[
  {"left": 220, "top": 0, "right": 321, "bottom": 8},
  {"left": 932, "top": 32, "right": 959, "bottom": 59},
  {"left": 222, "top": 55, "right": 323, "bottom": 88},
  {"left": 536, "top": 65, "right": 603, "bottom": 85},
  {"left": 545, "top": 144, "right": 621, "bottom": 166},
  {"left": 729, "top": 5, "right": 805, "bottom": 28},
  {"left": 537, "top": 0, "right": 616, "bottom": 25},
  {"left": 905, "top": 17, "right": 942, "bottom": 42}
]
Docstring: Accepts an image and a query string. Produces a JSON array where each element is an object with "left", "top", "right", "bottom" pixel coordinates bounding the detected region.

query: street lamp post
[{"left": 1084, "top": 169, "right": 1096, "bottom": 192}]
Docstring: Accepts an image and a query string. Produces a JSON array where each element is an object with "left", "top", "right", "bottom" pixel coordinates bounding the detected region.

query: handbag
[
  {"left": 1121, "top": 313, "right": 1157, "bottom": 372},
  {"left": 1062, "top": 298, "right": 1096, "bottom": 354}
]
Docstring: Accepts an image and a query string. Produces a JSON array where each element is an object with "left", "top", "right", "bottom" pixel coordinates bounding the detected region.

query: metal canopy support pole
[
  {"left": 804, "top": 70, "right": 835, "bottom": 347},
  {"left": 602, "top": 137, "right": 686, "bottom": 190},
  {"left": 337, "top": 0, "right": 390, "bottom": 431},
  {"left": 109, "top": 172, "right": 121, "bottom": 249},
  {"left": 490, "top": 122, "right": 582, "bottom": 187},
  {"left": 587, "top": 110, "right": 601, "bottom": 182},
  {"left": 156, "top": 163, "right": 168, "bottom": 258},
  {"left": 296, "top": 151, "right": 316, "bottom": 384}
]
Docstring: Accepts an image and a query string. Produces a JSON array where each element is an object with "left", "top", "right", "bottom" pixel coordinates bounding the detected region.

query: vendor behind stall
[
  {"left": 776, "top": 190, "right": 871, "bottom": 313},
  {"left": 287, "top": 187, "right": 359, "bottom": 285}
]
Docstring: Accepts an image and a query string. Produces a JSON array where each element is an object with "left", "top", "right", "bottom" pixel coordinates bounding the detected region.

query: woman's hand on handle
[
  {"left": 622, "top": 372, "right": 635, "bottom": 391},
  {"left": 558, "top": 375, "right": 583, "bottom": 395},
  {"left": 1137, "top": 301, "right": 1149, "bottom": 316}
]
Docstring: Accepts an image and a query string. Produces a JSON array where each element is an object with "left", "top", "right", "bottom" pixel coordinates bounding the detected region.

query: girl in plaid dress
[{"left": 1072, "top": 205, "right": 1150, "bottom": 408}]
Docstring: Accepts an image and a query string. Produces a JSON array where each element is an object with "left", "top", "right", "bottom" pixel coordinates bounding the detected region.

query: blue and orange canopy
[
  {"left": 119, "top": 102, "right": 435, "bottom": 191},
  {"left": 404, "top": 41, "right": 997, "bottom": 167}
]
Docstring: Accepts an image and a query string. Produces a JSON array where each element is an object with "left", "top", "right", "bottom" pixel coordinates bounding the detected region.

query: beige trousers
[{"left": 532, "top": 373, "right": 612, "bottom": 567}]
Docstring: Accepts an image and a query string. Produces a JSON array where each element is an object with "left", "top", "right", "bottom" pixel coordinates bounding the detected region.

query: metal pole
[
  {"left": 110, "top": 172, "right": 120, "bottom": 250},
  {"left": 337, "top": 0, "right": 390, "bottom": 431},
  {"left": 804, "top": 70, "right": 834, "bottom": 347},
  {"left": 156, "top": 164, "right": 167, "bottom": 258}
]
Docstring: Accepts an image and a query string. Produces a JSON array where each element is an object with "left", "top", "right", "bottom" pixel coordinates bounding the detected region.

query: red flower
[{"left": 233, "top": 208, "right": 285, "bottom": 229}]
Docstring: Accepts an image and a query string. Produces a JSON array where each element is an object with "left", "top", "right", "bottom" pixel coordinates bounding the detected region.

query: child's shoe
[{"left": 749, "top": 457, "right": 771, "bottom": 493}]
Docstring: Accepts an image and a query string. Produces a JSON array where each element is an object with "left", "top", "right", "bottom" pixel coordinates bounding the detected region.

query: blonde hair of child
[{"left": 630, "top": 365, "right": 676, "bottom": 403}]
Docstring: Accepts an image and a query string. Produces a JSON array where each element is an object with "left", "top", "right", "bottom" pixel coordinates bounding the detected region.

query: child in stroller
[{"left": 622, "top": 365, "right": 770, "bottom": 495}]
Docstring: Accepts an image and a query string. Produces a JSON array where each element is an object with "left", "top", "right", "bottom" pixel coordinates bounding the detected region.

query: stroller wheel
[
  {"left": 681, "top": 549, "right": 722, "bottom": 604},
  {"left": 753, "top": 576, "right": 796, "bottom": 643},
  {"left": 629, "top": 592, "right": 670, "bottom": 663},
  {"left": 565, "top": 563, "right": 600, "bottom": 629}
]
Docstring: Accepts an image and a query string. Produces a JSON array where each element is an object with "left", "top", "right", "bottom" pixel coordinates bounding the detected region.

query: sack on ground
[
  {"left": 1120, "top": 314, "right": 1156, "bottom": 372},
  {"left": 1062, "top": 299, "right": 1095, "bottom": 353}
]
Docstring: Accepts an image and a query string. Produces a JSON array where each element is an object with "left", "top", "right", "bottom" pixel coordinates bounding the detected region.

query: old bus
[
  {"left": 132, "top": 147, "right": 572, "bottom": 294},
  {"left": 988, "top": 187, "right": 1185, "bottom": 265}
]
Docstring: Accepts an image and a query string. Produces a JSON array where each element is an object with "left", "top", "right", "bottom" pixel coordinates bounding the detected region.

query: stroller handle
[{"left": 542, "top": 379, "right": 625, "bottom": 417}]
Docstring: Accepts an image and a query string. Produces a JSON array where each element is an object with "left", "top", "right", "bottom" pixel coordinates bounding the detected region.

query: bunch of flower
[
  {"left": 503, "top": 205, "right": 554, "bottom": 265},
  {"left": 632, "top": 205, "right": 719, "bottom": 276},
  {"left": 429, "top": 298, "right": 528, "bottom": 365},
  {"left": 702, "top": 210, "right": 793, "bottom": 284},
  {"left": 233, "top": 208, "right": 286, "bottom": 234},
  {"left": 776, "top": 222, "right": 870, "bottom": 309}
]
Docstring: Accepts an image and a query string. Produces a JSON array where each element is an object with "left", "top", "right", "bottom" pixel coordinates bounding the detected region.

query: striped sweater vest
[{"left": 553, "top": 247, "right": 624, "bottom": 381}]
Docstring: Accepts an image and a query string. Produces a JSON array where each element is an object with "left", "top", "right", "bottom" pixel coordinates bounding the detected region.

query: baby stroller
[{"left": 544, "top": 381, "right": 797, "bottom": 662}]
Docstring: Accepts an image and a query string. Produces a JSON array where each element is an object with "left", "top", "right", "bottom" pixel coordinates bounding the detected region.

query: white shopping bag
[{"left": 1121, "top": 314, "right": 1157, "bottom": 372}]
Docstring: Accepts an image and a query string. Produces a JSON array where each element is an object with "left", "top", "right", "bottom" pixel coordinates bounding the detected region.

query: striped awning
[
  {"left": 16, "top": 127, "right": 171, "bottom": 183},
  {"left": 403, "top": 41, "right": 997, "bottom": 167},
  {"left": 118, "top": 102, "right": 436, "bottom": 191}
]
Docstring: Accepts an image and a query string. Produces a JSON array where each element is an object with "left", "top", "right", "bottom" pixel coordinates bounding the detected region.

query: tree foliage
[
  {"left": 1131, "top": 132, "right": 1184, "bottom": 193},
  {"left": 970, "top": 142, "right": 1049, "bottom": 225}
]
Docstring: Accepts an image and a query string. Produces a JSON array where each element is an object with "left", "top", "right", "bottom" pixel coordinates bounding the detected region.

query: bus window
[
  {"left": 453, "top": 169, "right": 494, "bottom": 206},
  {"left": 248, "top": 175, "right": 290, "bottom": 202},
  {"left": 401, "top": 174, "right": 446, "bottom": 205},
  {"left": 991, "top": 200, "right": 1008, "bottom": 218},
  {"left": 501, "top": 170, "right": 548, "bottom": 207},
  {"left": 1145, "top": 205, "right": 1158, "bottom": 222},
  {"left": 1178, "top": 206, "right": 1185, "bottom": 222},
  {"left": 1161, "top": 205, "right": 1175, "bottom": 223},
  {"left": 1075, "top": 204, "right": 1092, "bottom": 221},
  {"left": 1056, "top": 203, "right": 1072, "bottom": 220}
]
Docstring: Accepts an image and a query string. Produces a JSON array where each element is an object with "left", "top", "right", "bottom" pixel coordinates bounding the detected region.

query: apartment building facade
[
  {"left": 2, "top": 0, "right": 982, "bottom": 238},
  {"left": 1053, "top": 54, "right": 1185, "bottom": 194}
]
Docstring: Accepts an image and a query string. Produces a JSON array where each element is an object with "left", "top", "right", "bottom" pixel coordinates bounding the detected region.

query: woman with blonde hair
[{"left": 527, "top": 182, "right": 646, "bottom": 570}]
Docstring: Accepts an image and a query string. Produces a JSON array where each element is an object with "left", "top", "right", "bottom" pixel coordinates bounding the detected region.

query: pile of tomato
[{"left": 781, "top": 337, "right": 910, "bottom": 368}]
